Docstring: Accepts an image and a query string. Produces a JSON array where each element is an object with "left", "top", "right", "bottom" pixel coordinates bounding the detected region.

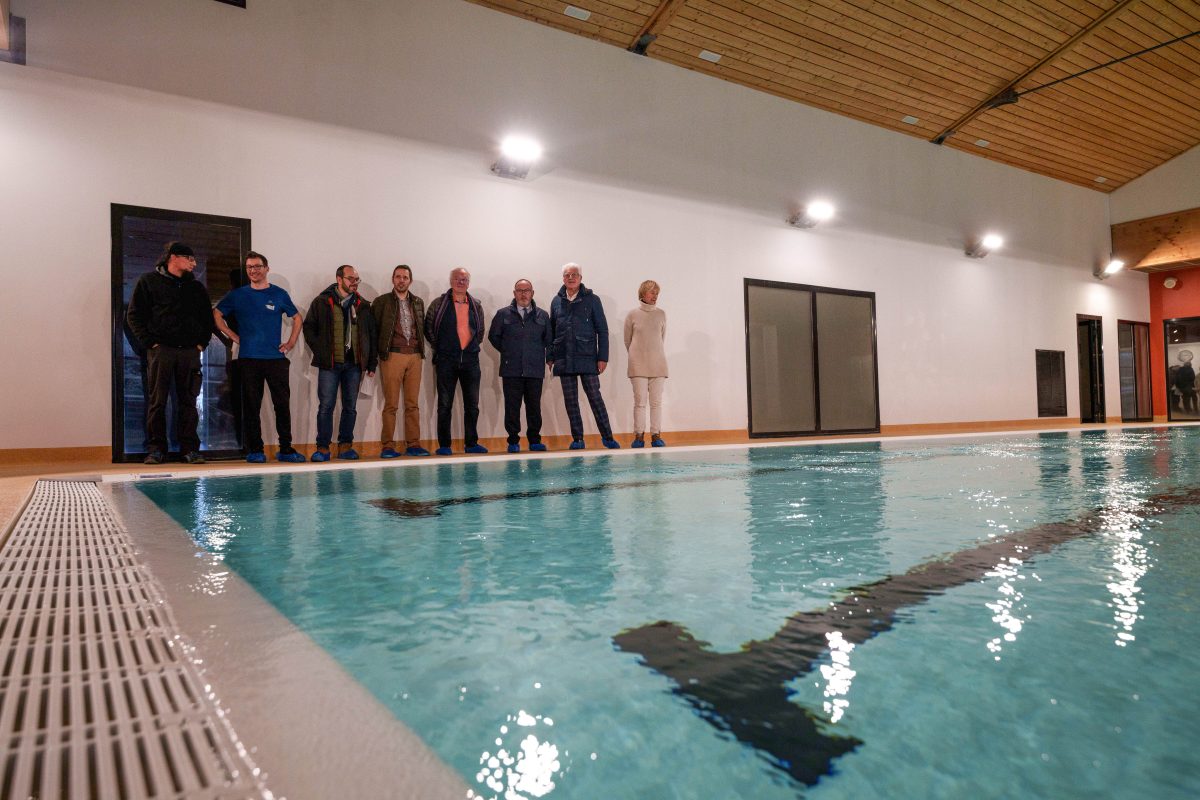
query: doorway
[
  {"left": 1165, "top": 316, "right": 1200, "bottom": 422},
  {"left": 1076, "top": 315, "right": 1105, "bottom": 423},
  {"left": 111, "top": 204, "right": 251, "bottom": 462},
  {"left": 744, "top": 279, "right": 879, "bottom": 436},
  {"left": 1117, "top": 320, "right": 1152, "bottom": 422}
]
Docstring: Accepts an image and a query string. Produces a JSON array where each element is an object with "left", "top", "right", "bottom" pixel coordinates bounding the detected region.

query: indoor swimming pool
[{"left": 136, "top": 428, "right": 1200, "bottom": 799}]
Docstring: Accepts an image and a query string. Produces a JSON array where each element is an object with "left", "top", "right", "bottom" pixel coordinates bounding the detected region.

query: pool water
[{"left": 138, "top": 428, "right": 1200, "bottom": 799}]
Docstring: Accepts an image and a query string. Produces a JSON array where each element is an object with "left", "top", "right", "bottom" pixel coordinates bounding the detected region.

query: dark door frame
[
  {"left": 743, "top": 278, "right": 880, "bottom": 438},
  {"left": 110, "top": 203, "right": 252, "bottom": 462},
  {"left": 1076, "top": 314, "right": 1105, "bottom": 424}
]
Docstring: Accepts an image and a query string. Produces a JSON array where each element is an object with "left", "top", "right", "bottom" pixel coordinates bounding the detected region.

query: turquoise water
[{"left": 138, "top": 428, "right": 1200, "bottom": 799}]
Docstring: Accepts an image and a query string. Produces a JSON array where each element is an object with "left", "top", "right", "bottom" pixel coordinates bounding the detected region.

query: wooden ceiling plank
[
  {"left": 469, "top": 0, "right": 631, "bottom": 45},
  {"left": 550, "top": 0, "right": 650, "bottom": 27},
  {"left": 692, "top": 1, "right": 991, "bottom": 108},
  {"left": 649, "top": 37, "right": 961, "bottom": 140},
  {"left": 716, "top": 0, "right": 1018, "bottom": 97},
  {"left": 508, "top": 0, "right": 646, "bottom": 34},
  {"left": 959, "top": 115, "right": 1150, "bottom": 180},
  {"left": 835, "top": 0, "right": 1040, "bottom": 77},
  {"left": 963, "top": 106, "right": 1162, "bottom": 175},
  {"left": 651, "top": 29, "right": 956, "bottom": 129},
  {"left": 1112, "top": 206, "right": 1200, "bottom": 270},
  {"left": 629, "top": 0, "right": 688, "bottom": 51},
  {"left": 897, "top": 0, "right": 1061, "bottom": 55},
  {"left": 1034, "top": 58, "right": 1200, "bottom": 136},
  {"left": 931, "top": 0, "right": 1145, "bottom": 146},
  {"left": 668, "top": 14, "right": 975, "bottom": 125},
  {"left": 987, "top": 0, "right": 1100, "bottom": 39},
  {"left": 983, "top": 92, "right": 1180, "bottom": 167},
  {"left": 1017, "top": 77, "right": 1198, "bottom": 153}
]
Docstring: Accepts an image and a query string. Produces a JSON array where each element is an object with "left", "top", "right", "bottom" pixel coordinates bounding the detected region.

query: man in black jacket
[
  {"left": 424, "top": 267, "right": 487, "bottom": 455},
  {"left": 125, "top": 242, "right": 214, "bottom": 465},
  {"left": 302, "top": 265, "right": 378, "bottom": 461},
  {"left": 488, "top": 279, "right": 551, "bottom": 453}
]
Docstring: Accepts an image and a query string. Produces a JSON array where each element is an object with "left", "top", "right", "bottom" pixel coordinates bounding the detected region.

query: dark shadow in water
[
  {"left": 365, "top": 463, "right": 860, "bottom": 518},
  {"left": 613, "top": 484, "right": 1200, "bottom": 789}
]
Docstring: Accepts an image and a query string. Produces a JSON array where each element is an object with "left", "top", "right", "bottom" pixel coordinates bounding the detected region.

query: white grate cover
[{"left": 0, "top": 481, "right": 272, "bottom": 799}]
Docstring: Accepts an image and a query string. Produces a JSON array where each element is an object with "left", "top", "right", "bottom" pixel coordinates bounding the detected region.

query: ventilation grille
[{"left": 0, "top": 480, "right": 270, "bottom": 800}]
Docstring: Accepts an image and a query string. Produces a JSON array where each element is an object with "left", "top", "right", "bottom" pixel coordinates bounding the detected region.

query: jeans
[
  {"left": 435, "top": 358, "right": 481, "bottom": 448},
  {"left": 316, "top": 362, "right": 363, "bottom": 448}
]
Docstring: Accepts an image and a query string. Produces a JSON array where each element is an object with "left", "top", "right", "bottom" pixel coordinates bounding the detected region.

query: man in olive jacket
[
  {"left": 371, "top": 264, "right": 429, "bottom": 457},
  {"left": 302, "top": 264, "right": 378, "bottom": 461},
  {"left": 488, "top": 279, "right": 551, "bottom": 453},
  {"left": 125, "top": 241, "right": 214, "bottom": 465}
]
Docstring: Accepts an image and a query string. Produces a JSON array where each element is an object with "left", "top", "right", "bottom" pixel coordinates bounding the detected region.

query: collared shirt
[{"left": 395, "top": 290, "right": 414, "bottom": 340}]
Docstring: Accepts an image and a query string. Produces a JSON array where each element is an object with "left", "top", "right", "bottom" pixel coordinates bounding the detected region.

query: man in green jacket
[{"left": 371, "top": 264, "right": 430, "bottom": 457}]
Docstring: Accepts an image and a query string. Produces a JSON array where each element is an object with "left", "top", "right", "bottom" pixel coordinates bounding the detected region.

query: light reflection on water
[{"left": 138, "top": 429, "right": 1200, "bottom": 799}]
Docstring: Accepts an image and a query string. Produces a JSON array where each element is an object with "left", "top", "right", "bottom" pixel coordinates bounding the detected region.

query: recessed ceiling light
[
  {"left": 1094, "top": 176, "right": 1108, "bottom": 184},
  {"left": 974, "top": 139, "right": 990, "bottom": 148},
  {"left": 564, "top": 5, "right": 591, "bottom": 21},
  {"left": 698, "top": 50, "right": 722, "bottom": 63},
  {"left": 901, "top": 115, "right": 919, "bottom": 125}
]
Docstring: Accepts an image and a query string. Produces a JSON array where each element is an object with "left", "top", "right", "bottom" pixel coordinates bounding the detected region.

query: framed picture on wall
[{"left": 1165, "top": 316, "right": 1200, "bottom": 422}]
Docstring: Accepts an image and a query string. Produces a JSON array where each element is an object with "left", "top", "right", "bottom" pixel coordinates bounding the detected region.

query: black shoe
[
  {"left": 143, "top": 451, "right": 164, "bottom": 465},
  {"left": 183, "top": 451, "right": 206, "bottom": 465}
]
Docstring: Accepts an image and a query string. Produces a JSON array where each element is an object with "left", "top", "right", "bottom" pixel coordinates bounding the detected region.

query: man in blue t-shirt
[{"left": 213, "top": 251, "right": 305, "bottom": 463}]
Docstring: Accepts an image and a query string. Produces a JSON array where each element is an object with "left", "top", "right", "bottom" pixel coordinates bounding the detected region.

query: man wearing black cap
[{"left": 125, "top": 242, "right": 215, "bottom": 465}]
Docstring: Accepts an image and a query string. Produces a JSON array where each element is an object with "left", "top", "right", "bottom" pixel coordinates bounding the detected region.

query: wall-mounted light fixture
[
  {"left": 965, "top": 233, "right": 1004, "bottom": 258},
  {"left": 1164, "top": 276, "right": 1180, "bottom": 290},
  {"left": 788, "top": 200, "right": 836, "bottom": 229},
  {"left": 1093, "top": 258, "right": 1124, "bottom": 280},
  {"left": 491, "top": 135, "right": 543, "bottom": 180}
]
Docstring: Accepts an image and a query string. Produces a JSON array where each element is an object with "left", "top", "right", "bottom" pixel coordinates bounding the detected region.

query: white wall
[
  {"left": 1109, "top": 144, "right": 1200, "bottom": 223},
  {"left": 0, "top": 0, "right": 1149, "bottom": 450}
]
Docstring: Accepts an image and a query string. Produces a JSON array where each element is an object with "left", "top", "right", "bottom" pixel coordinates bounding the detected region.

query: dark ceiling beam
[
  {"left": 0, "top": 0, "right": 10, "bottom": 52},
  {"left": 629, "top": 0, "right": 688, "bottom": 55},
  {"left": 931, "top": 0, "right": 1142, "bottom": 145}
]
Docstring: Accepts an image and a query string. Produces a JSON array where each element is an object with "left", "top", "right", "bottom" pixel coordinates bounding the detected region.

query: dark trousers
[
  {"left": 145, "top": 345, "right": 202, "bottom": 456},
  {"left": 435, "top": 359, "right": 481, "bottom": 448},
  {"left": 559, "top": 373, "right": 612, "bottom": 440},
  {"left": 502, "top": 377, "right": 544, "bottom": 444},
  {"left": 239, "top": 358, "right": 293, "bottom": 452}
]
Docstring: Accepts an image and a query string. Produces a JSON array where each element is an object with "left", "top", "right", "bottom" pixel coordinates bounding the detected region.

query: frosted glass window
[{"left": 746, "top": 285, "right": 815, "bottom": 434}]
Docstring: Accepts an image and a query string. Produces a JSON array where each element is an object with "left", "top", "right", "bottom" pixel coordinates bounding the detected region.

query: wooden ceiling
[{"left": 465, "top": 0, "right": 1200, "bottom": 192}]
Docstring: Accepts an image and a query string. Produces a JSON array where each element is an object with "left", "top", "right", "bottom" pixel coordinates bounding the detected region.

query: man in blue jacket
[
  {"left": 424, "top": 267, "right": 487, "bottom": 455},
  {"left": 488, "top": 279, "right": 551, "bottom": 453},
  {"left": 548, "top": 263, "right": 620, "bottom": 450}
]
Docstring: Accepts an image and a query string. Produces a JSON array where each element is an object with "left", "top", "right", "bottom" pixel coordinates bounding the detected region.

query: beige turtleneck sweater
[{"left": 624, "top": 302, "right": 668, "bottom": 378}]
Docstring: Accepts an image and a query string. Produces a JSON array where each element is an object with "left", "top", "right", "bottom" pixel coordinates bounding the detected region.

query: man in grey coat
[{"left": 488, "top": 279, "right": 551, "bottom": 453}]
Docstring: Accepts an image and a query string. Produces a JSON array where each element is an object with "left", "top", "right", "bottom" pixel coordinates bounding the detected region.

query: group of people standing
[{"left": 125, "top": 242, "right": 669, "bottom": 465}]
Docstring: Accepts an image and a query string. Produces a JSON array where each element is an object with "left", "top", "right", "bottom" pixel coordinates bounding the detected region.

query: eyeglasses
[
  {"left": 245, "top": 265, "right": 267, "bottom": 271},
  {"left": 342, "top": 277, "right": 361, "bottom": 284}
]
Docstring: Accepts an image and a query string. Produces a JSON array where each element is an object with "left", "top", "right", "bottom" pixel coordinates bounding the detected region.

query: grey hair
[{"left": 561, "top": 262, "right": 583, "bottom": 276}]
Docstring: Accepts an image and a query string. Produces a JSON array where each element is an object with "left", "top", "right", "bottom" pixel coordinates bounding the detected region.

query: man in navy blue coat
[
  {"left": 548, "top": 263, "right": 620, "bottom": 450},
  {"left": 488, "top": 279, "right": 552, "bottom": 453},
  {"left": 424, "top": 267, "right": 487, "bottom": 455}
]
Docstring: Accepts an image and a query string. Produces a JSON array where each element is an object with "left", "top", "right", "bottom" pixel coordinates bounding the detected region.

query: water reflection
[{"left": 471, "top": 710, "right": 562, "bottom": 800}]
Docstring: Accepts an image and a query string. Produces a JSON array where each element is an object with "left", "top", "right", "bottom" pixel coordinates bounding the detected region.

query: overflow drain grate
[{"left": 0, "top": 480, "right": 271, "bottom": 799}]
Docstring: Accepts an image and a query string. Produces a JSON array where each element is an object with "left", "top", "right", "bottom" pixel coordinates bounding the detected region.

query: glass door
[
  {"left": 1165, "top": 317, "right": 1200, "bottom": 422},
  {"left": 744, "top": 280, "right": 879, "bottom": 437},
  {"left": 111, "top": 204, "right": 251, "bottom": 462},
  {"left": 1117, "top": 320, "right": 1152, "bottom": 422}
]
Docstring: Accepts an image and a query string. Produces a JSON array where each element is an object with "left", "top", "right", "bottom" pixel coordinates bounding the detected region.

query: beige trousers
[
  {"left": 631, "top": 376, "right": 666, "bottom": 435},
  {"left": 380, "top": 353, "right": 423, "bottom": 449}
]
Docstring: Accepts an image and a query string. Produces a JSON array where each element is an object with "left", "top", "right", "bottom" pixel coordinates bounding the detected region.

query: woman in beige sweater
[{"left": 624, "top": 280, "right": 668, "bottom": 447}]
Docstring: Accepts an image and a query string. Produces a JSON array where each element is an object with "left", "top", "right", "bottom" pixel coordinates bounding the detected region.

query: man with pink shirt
[{"left": 424, "top": 267, "right": 487, "bottom": 455}]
